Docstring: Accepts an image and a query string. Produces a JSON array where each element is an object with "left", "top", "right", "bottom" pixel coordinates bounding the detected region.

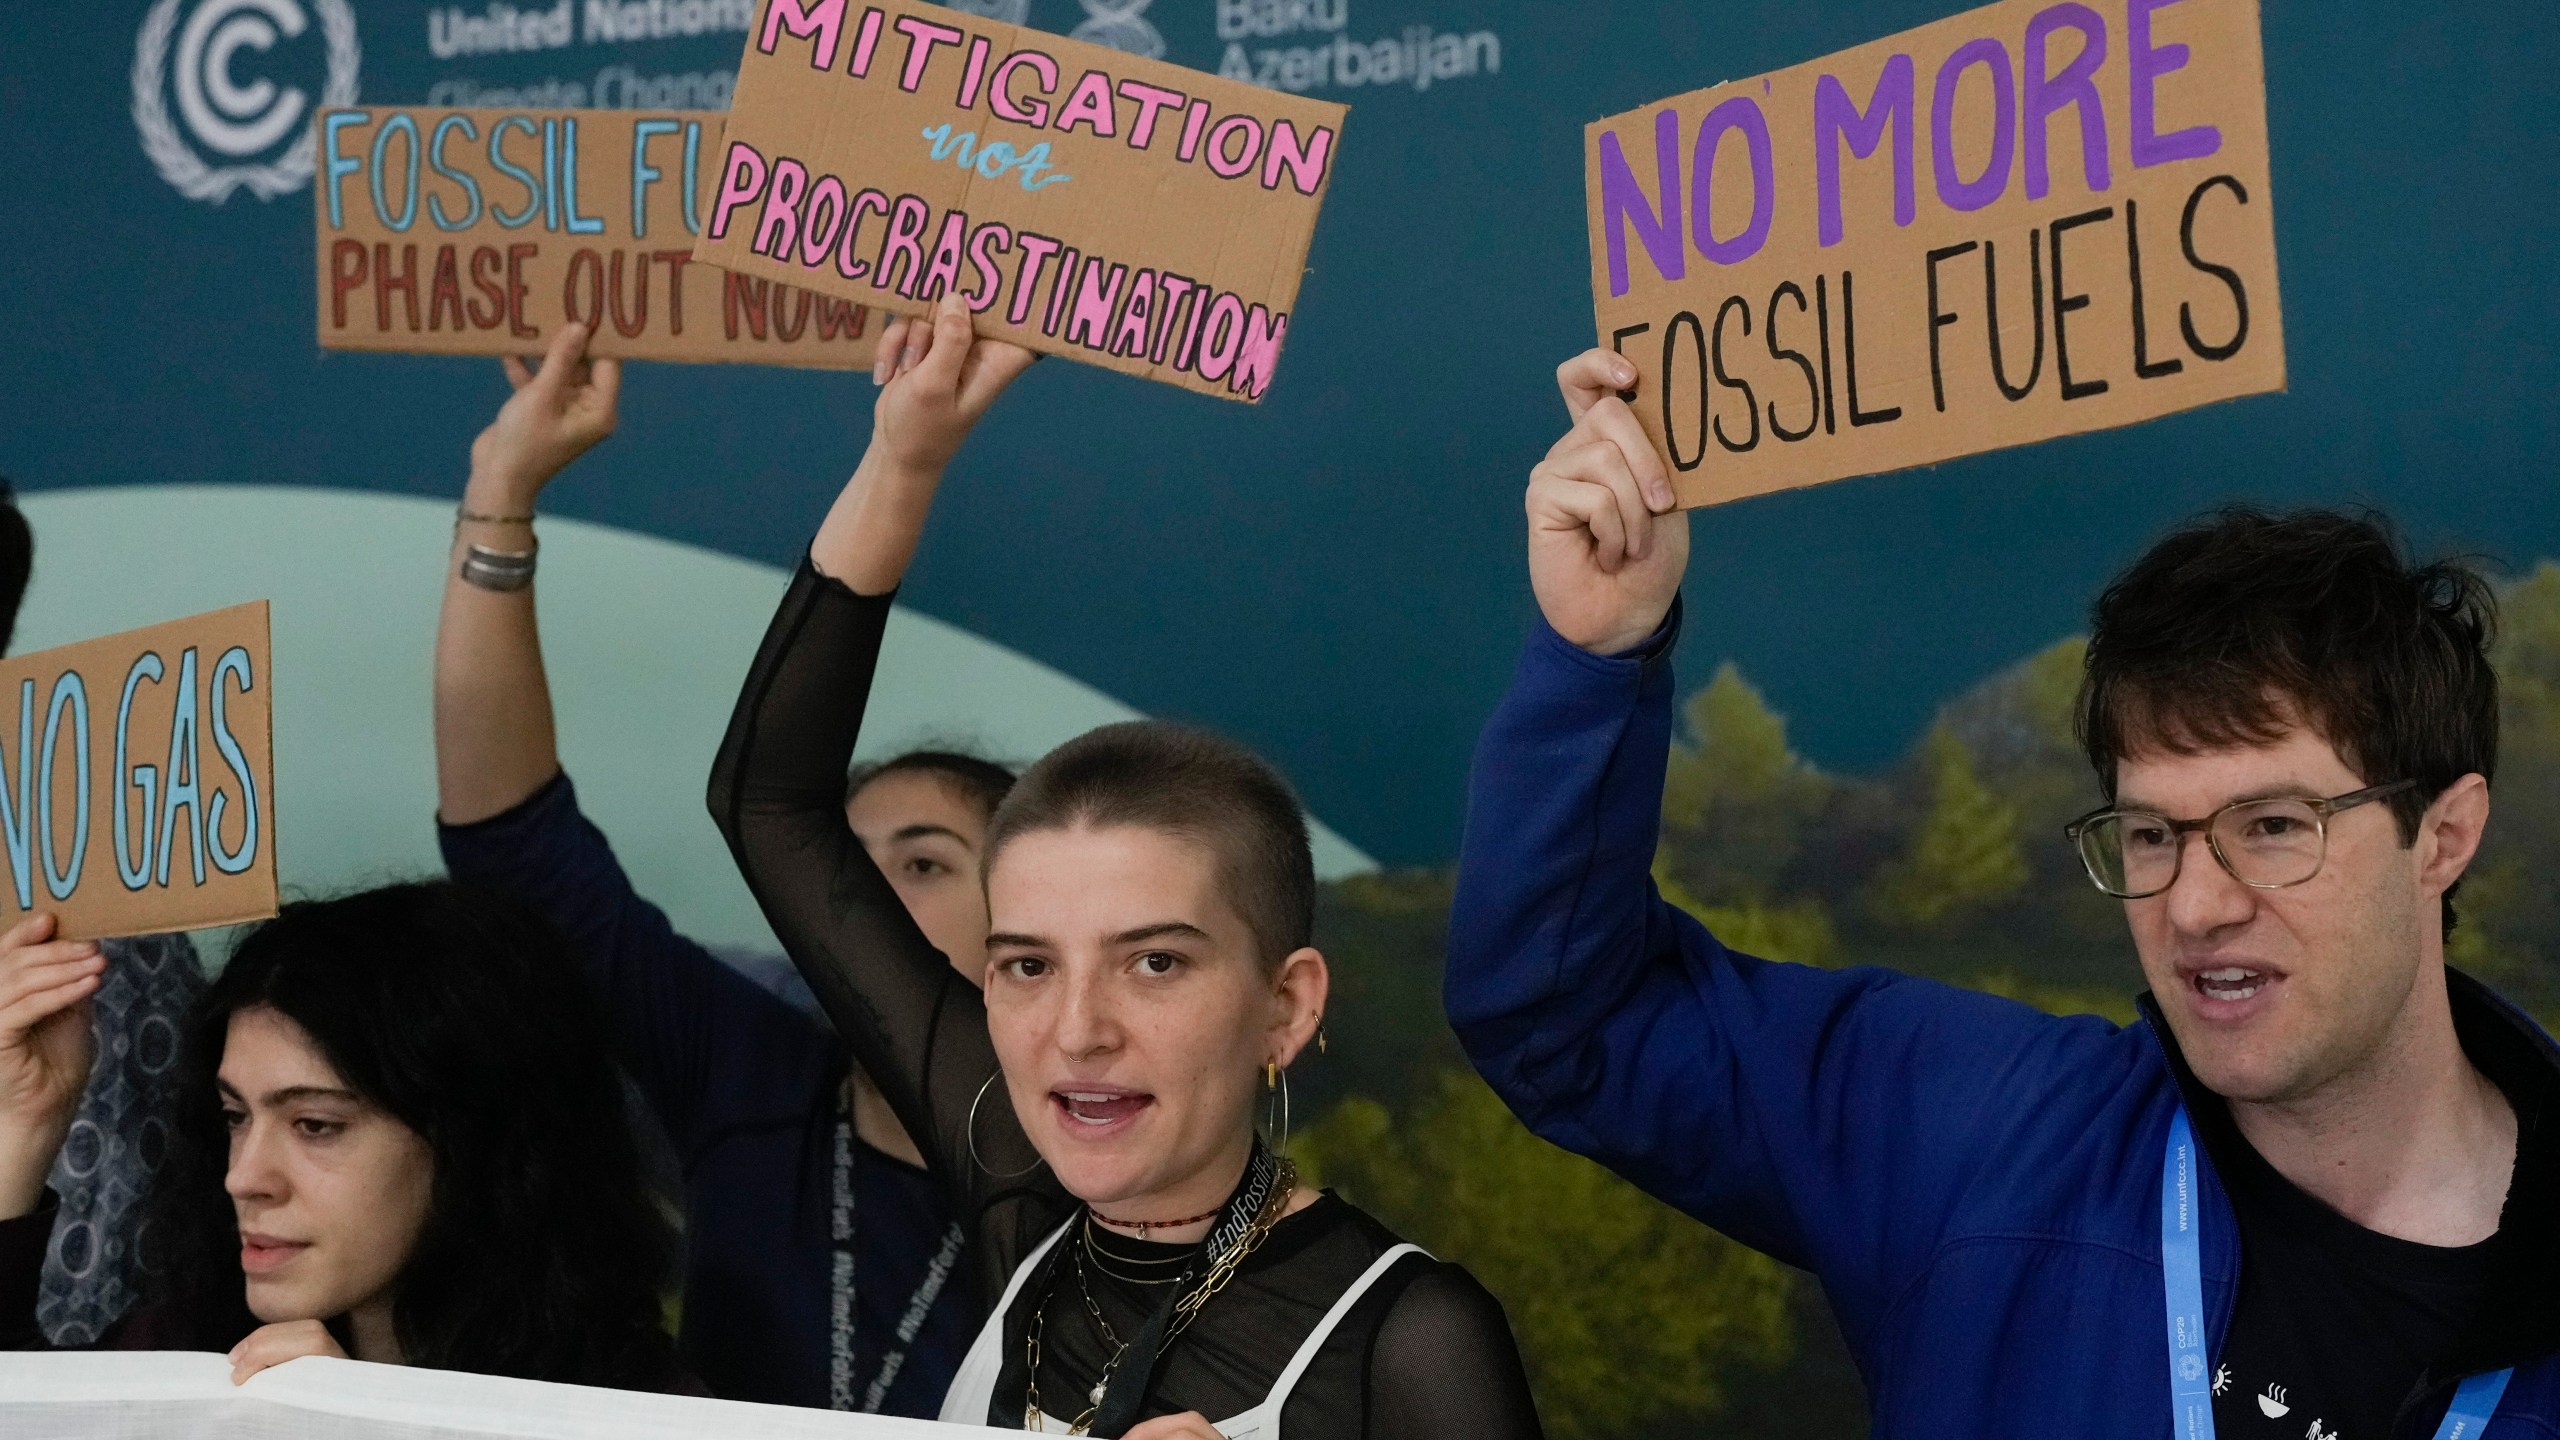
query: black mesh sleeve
[
  {"left": 706, "top": 558, "right": 1058, "bottom": 1284},
  {"left": 1365, "top": 1263, "right": 1547, "bottom": 1440}
]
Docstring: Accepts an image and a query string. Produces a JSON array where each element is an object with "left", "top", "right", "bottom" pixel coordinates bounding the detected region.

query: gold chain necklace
[{"left": 1023, "top": 1159, "right": 1298, "bottom": 1434}]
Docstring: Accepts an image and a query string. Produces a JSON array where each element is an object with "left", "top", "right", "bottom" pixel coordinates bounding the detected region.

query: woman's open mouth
[{"left": 1052, "top": 1087, "right": 1153, "bottom": 1135}]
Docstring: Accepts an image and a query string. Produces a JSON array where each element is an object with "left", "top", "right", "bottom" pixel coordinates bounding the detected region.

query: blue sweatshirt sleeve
[
  {"left": 1447, "top": 610, "right": 2116, "bottom": 1326},
  {"left": 440, "top": 773, "right": 826, "bottom": 1155}
]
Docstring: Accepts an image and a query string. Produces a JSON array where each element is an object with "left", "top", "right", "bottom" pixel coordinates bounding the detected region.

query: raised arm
[
  {"left": 434, "top": 321, "right": 617, "bottom": 826},
  {"left": 431, "top": 329, "right": 830, "bottom": 1148},
  {"left": 1446, "top": 352, "right": 2112, "bottom": 1325},
  {"left": 709, "top": 302, "right": 1038, "bottom": 1202}
]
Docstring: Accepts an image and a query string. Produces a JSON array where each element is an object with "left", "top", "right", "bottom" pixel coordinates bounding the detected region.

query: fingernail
[{"left": 1613, "top": 363, "right": 1634, "bottom": 386}]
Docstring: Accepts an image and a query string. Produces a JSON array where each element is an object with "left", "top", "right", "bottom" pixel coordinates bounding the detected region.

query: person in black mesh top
[{"left": 708, "top": 300, "right": 1543, "bottom": 1440}]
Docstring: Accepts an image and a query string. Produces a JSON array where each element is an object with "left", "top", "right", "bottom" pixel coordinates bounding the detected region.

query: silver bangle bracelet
[{"left": 458, "top": 541, "right": 537, "bottom": 592}]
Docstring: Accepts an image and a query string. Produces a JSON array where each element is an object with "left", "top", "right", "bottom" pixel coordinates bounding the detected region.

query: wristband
[{"left": 458, "top": 541, "right": 537, "bottom": 592}]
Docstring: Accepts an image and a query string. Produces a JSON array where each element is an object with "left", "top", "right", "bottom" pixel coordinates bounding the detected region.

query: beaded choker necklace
[{"left": 1088, "top": 1201, "right": 1224, "bottom": 1238}]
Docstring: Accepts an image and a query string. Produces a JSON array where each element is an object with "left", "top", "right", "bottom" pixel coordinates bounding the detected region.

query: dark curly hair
[
  {"left": 143, "top": 881, "right": 679, "bottom": 1388},
  {"left": 2077, "top": 506, "right": 2498, "bottom": 933}
]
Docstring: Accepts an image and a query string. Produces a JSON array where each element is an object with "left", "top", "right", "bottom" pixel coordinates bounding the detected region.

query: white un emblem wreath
[
  {"left": 1072, "top": 0, "right": 1163, "bottom": 59},
  {"left": 132, "top": 0, "right": 361, "bottom": 204}
]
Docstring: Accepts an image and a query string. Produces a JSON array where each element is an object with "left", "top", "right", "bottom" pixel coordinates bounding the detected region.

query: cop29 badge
[{"left": 132, "top": 0, "right": 362, "bottom": 203}]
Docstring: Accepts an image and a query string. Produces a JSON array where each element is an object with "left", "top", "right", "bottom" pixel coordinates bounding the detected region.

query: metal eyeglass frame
[{"left": 2061, "top": 779, "right": 2418, "bottom": 899}]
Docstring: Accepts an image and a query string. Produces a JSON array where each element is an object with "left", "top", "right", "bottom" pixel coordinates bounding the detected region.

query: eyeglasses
[{"left": 2063, "top": 780, "right": 2417, "bottom": 899}]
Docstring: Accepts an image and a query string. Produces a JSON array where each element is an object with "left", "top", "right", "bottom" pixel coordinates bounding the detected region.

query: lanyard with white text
[
  {"left": 2162, "top": 1108, "right": 2515, "bottom": 1440},
  {"left": 831, "top": 1108, "right": 967, "bottom": 1412}
]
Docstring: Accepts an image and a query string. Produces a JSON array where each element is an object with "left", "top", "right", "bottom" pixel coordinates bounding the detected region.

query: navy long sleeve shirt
[{"left": 439, "top": 773, "right": 976, "bottom": 1413}]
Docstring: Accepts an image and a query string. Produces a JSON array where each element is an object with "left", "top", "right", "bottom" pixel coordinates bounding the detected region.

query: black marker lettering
[{"left": 2050, "top": 206, "right": 2114, "bottom": 401}]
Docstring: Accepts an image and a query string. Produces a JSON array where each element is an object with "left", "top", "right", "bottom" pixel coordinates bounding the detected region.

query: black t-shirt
[
  {"left": 2205, "top": 1116, "right": 2499, "bottom": 1440},
  {"left": 2191, "top": 985, "right": 2560, "bottom": 1440}
]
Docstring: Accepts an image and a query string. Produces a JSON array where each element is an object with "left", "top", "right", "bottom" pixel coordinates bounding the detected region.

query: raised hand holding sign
[{"left": 1528, "top": 349, "right": 1691, "bottom": 658}]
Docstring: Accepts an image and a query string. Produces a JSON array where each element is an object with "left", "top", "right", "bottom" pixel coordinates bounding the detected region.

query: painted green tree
[
  {"left": 1295, "top": 1073, "right": 1796, "bottom": 1440},
  {"left": 1864, "top": 724, "right": 2030, "bottom": 931},
  {"left": 2447, "top": 563, "right": 2560, "bottom": 1007},
  {"left": 1658, "top": 664, "right": 1832, "bottom": 906},
  {"left": 1656, "top": 866, "right": 1840, "bottom": 967}
]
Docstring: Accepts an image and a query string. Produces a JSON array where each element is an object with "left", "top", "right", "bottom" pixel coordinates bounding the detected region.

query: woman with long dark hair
[
  {"left": 710, "top": 303, "right": 1544, "bottom": 1439},
  {"left": 0, "top": 882, "right": 682, "bottom": 1390}
]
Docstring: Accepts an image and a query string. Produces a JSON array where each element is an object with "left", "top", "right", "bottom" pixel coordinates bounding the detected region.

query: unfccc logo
[{"left": 131, "top": 0, "right": 361, "bottom": 203}]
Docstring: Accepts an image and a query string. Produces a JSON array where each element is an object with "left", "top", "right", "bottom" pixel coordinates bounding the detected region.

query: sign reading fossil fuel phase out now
[
  {"left": 697, "top": 0, "right": 1348, "bottom": 402},
  {"left": 1587, "top": 0, "right": 2283, "bottom": 509},
  {"left": 0, "top": 605, "right": 277, "bottom": 942},
  {"left": 316, "top": 108, "right": 878, "bottom": 368}
]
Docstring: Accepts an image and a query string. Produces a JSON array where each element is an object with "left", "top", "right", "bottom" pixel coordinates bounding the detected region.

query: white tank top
[{"left": 938, "top": 1217, "right": 1427, "bottom": 1439}]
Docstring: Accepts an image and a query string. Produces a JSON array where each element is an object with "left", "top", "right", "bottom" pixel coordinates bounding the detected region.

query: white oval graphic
[{"left": 14, "top": 487, "right": 1376, "bottom": 954}]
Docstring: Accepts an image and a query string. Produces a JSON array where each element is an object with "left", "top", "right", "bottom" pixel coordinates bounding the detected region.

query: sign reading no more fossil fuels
[{"left": 1587, "top": 0, "right": 2284, "bottom": 509}]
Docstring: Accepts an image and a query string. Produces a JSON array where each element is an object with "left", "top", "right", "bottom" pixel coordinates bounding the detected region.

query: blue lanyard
[{"left": 2162, "top": 1108, "right": 2514, "bottom": 1440}]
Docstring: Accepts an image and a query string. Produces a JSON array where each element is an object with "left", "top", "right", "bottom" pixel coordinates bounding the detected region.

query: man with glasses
[{"left": 1445, "top": 349, "right": 2560, "bottom": 1439}]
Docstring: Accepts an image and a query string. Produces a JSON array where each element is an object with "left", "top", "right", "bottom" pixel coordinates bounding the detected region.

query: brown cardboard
[
  {"left": 1586, "top": 0, "right": 2283, "bottom": 508},
  {"left": 316, "top": 109, "right": 878, "bottom": 368},
  {"left": 0, "top": 604, "right": 278, "bottom": 941},
  {"left": 696, "top": 0, "right": 1347, "bottom": 402}
]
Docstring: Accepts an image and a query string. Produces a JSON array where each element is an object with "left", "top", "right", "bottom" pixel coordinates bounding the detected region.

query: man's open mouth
[{"left": 2194, "top": 967, "right": 2269, "bottom": 1002}]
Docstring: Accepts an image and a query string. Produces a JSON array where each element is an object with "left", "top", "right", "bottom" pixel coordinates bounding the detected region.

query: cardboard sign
[
  {"left": 695, "top": 0, "right": 1348, "bottom": 402},
  {"left": 316, "top": 108, "right": 879, "bottom": 368},
  {"left": 1586, "top": 0, "right": 2283, "bottom": 508},
  {"left": 0, "top": 605, "right": 277, "bottom": 941}
]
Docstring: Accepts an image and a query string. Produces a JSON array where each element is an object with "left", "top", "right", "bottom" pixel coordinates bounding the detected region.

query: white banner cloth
[{"left": 0, "top": 1351, "right": 1022, "bottom": 1438}]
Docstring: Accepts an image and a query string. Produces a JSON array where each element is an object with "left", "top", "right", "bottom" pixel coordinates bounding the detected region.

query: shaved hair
[{"left": 986, "top": 721, "right": 1314, "bottom": 967}]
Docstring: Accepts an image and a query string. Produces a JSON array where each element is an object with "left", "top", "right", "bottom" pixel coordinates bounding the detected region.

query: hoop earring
[
  {"left": 1259, "top": 1065, "right": 1291, "bottom": 1157},
  {"left": 968, "top": 1070, "right": 1047, "bottom": 1179}
]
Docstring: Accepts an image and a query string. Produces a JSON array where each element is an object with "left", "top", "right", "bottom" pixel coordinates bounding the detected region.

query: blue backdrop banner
[{"left": 4, "top": 0, "right": 2556, "bottom": 868}]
